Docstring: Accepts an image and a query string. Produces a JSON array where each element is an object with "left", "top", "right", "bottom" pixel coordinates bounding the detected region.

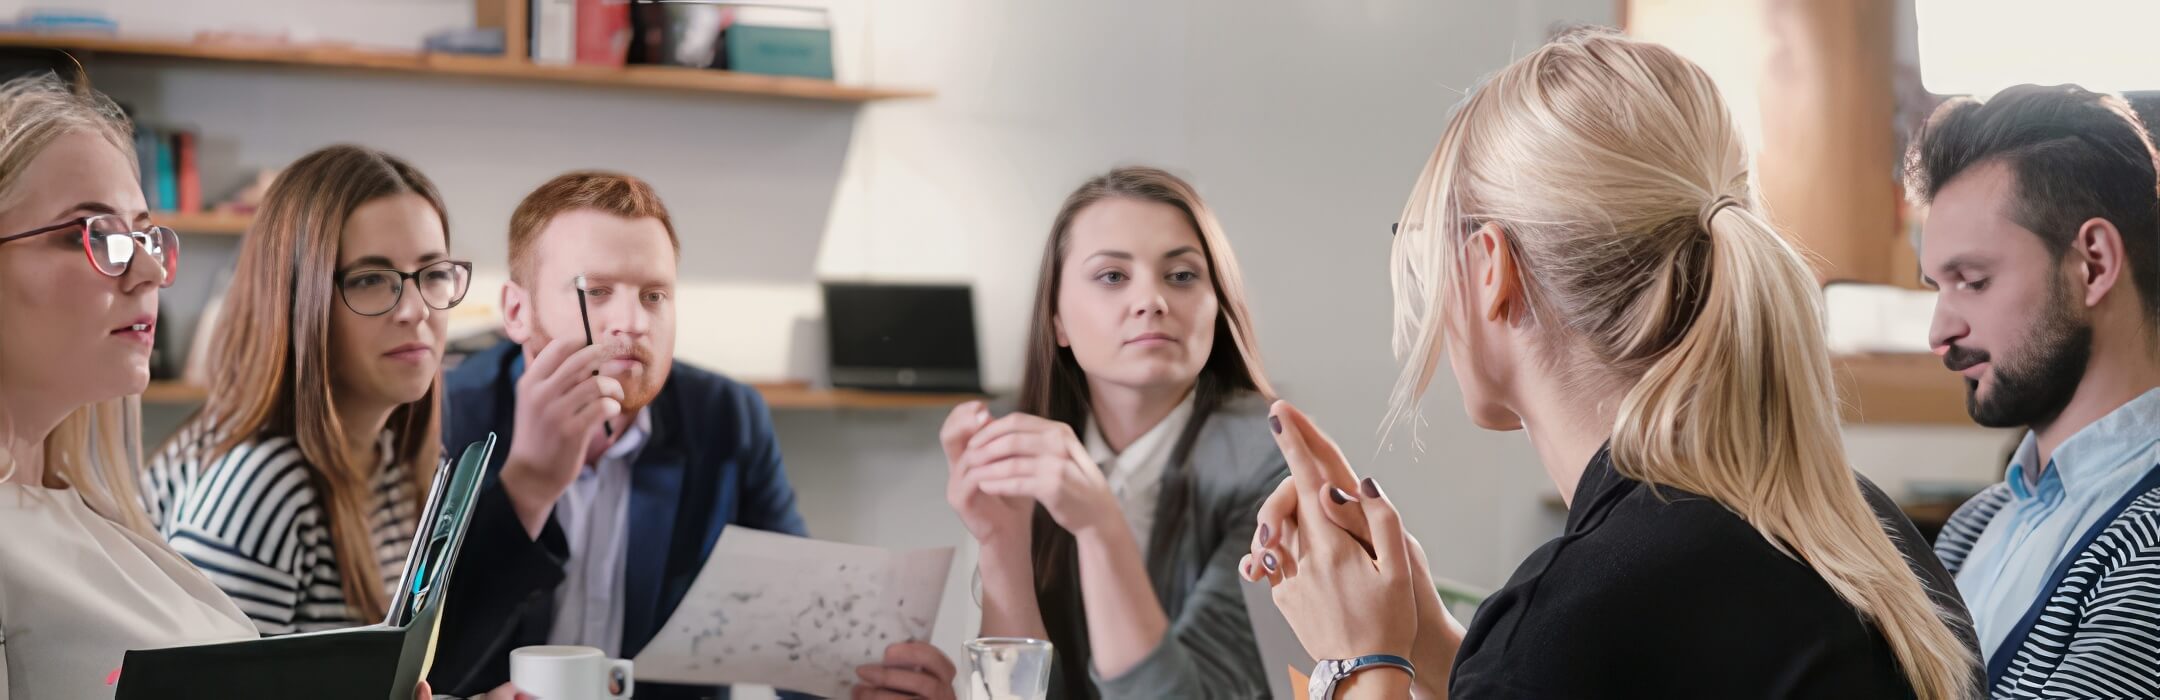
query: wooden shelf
[
  {"left": 140, "top": 381, "right": 209, "bottom": 403},
  {"left": 1833, "top": 353, "right": 1973, "bottom": 425},
  {"left": 140, "top": 380, "right": 979, "bottom": 411},
  {"left": 753, "top": 382, "right": 983, "bottom": 411},
  {"left": 0, "top": 32, "right": 931, "bottom": 103},
  {"left": 157, "top": 210, "right": 251, "bottom": 236}
]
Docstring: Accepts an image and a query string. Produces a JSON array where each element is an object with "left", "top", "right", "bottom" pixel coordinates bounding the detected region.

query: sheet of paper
[{"left": 634, "top": 528, "right": 956, "bottom": 697}]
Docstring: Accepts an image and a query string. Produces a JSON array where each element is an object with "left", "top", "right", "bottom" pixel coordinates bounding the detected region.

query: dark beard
[{"left": 1957, "top": 281, "right": 2093, "bottom": 428}]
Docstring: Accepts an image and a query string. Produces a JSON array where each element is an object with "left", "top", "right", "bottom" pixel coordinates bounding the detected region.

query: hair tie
[{"left": 1699, "top": 195, "right": 1742, "bottom": 231}]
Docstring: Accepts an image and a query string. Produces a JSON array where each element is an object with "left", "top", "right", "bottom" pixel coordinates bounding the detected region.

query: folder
[{"left": 114, "top": 434, "right": 499, "bottom": 700}]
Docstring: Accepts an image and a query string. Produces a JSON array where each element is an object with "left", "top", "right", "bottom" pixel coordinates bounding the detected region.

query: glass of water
[{"left": 964, "top": 637, "right": 1054, "bottom": 700}]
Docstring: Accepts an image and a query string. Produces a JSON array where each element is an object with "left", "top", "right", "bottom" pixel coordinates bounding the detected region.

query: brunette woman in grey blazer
[{"left": 857, "top": 167, "right": 1283, "bottom": 700}]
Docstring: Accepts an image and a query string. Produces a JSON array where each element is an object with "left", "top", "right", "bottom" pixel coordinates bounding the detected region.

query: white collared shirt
[
  {"left": 1083, "top": 391, "right": 1198, "bottom": 559},
  {"left": 546, "top": 408, "right": 653, "bottom": 657}
]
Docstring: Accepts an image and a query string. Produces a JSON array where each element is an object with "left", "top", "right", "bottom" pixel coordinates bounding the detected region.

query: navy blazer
[{"left": 430, "top": 340, "right": 808, "bottom": 699}]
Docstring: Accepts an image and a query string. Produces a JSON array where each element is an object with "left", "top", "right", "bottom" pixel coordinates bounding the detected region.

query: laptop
[
  {"left": 821, "top": 281, "right": 982, "bottom": 393},
  {"left": 116, "top": 434, "right": 499, "bottom": 699}
]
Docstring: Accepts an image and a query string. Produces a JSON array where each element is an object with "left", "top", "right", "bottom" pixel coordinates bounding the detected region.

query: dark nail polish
[
  {"left": 1257, "top": 522, "right": 1271, "bottom": 544},
  {"left": 1361, "top": 476, "right": 1383, "bottom": 499},
  {"left": 1263, "top": 552, "right": 1279, "bottom": 573},
  {"left": 1269, "top": 415, "right": 1282, "bottom": 434},
  {"left": 1330, "top": 487, "right": 1355, "bottom": 505}
]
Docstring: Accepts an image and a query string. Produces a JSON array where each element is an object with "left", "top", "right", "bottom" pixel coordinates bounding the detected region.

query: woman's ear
[
  {"left": 1053, "top": 314, "right": 1070, "bottom": 348},
  {"left": 1468, "top": 223, "right": 1525, "bottom": 324}
]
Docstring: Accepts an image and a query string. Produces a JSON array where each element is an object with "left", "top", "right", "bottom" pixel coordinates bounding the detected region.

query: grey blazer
[{"left": 1042, "top": 393, "right": 1287, "bottom": 700}]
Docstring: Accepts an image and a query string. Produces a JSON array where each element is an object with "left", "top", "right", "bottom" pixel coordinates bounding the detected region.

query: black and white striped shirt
[
  {"left": 1937, "top": 475, "right": 2160, "bottom": 698},
  {"left": 144, "top": 425, "right": 418, "bottom": 635}
]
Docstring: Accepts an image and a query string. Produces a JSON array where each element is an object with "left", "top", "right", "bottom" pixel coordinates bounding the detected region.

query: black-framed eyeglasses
[
  {"left": 0, "top": 214, "right": 178, "bottom": 287},
  {"left": 1390, "top": 219, "right": 1485, "bottom": 237},
  {"left": 337, "top": 259, "right": 473, "bottom": 317}
]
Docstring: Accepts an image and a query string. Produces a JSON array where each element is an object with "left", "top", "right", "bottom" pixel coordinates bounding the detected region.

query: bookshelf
[
  {"left": 157, "top": 210, "right": 251, "bottom": 236},
  {"left": 140, "top": 380, "right": 981, "bottom": 412},
  {"left": 0, "top": 32, "right": 932, "bottom": 103}
]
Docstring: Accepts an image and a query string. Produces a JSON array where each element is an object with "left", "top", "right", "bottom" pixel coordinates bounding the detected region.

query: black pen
[{"left": 575, "top": 274, "right": 615, "bottom": 439}]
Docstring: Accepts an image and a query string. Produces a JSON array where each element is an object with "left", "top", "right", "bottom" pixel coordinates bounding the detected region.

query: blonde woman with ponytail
[{"left": 1236, "top": 30, "right": 1981, "bottom": 699}]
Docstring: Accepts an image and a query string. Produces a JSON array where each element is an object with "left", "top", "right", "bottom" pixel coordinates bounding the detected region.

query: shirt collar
[
  {"left": 375, "top": 430, "right": 397, "bottom": 469},
  {"left": 598, "top": 408, "right": 654, "bottom": 465},
  {"left": 2021, "top": 387, "right": 2160, "bottom": 500},
  {"left": 1564, "top": 443, "right": 1623, "bottom": 533},
  {"left": 1084, "top": 390, "right": 1198, "bottom": 472}
]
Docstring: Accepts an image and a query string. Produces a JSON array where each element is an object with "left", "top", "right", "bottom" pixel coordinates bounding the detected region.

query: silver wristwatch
[{"left": 1308, "top": 654, "right": 1415, "bottom": 700}]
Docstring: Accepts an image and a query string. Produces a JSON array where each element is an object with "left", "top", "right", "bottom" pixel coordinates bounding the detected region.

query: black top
[{"left": 1450, "top": 446, "right": 1978, "bottom": 699}]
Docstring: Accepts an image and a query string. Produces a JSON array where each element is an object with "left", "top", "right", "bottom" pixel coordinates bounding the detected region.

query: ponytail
[{"left": 1613, "top": 200, "right": 1975, "bottom": 700}]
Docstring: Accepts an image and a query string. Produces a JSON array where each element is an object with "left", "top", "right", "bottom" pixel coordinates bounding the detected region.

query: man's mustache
[{"left": 1942, "top": 344, "right": 1990, "bottom": 372}]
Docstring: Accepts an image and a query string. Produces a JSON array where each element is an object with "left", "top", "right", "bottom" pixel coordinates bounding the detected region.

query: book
[
  {"left": 575, "top": 0, "right": 630, "bottom": 66},
  {"left": 724, "top": 5, "right": 833, "bottom": 79},
  {"left": 173, "top": 130, "right": 200, "bottom": 213},
  {"left": 132, "top": 126, "right": 158, "bottom": 210},
  {"left": 531, "top": 0, "right": 577, "bottom": 65},
  {"left": 152, "top": 128, "right": 174, "bottom": 212}
]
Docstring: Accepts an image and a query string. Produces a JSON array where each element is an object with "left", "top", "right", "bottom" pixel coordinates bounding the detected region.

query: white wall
[{"left": 57, "top": 0, "right": 2015, "bottom": 680}]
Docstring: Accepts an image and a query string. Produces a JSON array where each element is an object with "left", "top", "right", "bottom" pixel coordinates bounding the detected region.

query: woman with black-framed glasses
[{"left": 145, "top": 144, "right": 478, "bottom": 642}]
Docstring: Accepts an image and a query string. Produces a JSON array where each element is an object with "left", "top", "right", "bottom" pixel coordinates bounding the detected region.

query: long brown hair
[
  {"left": 171, "top": 145, "right": 446, "bottom": 622},
  {"left": 1018, "top": 166, "right": 1273, "bottom": 698}
]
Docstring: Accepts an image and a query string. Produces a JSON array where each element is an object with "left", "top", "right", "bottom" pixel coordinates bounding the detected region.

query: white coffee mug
[{"left": 510, "top": 645, "right": 634, "bottom": 700}]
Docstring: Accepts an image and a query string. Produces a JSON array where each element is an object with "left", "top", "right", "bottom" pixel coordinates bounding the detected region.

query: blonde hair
[
  {"left": 1386, "top": 31, "right": 1975, "bottom": 699},
  {"left": 0, "top": 71, "right": 160, "bottom": 539}
]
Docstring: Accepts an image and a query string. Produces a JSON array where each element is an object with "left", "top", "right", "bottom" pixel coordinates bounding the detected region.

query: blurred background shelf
[
  {"left": 140, "top": 381, "right": 210, "bottom": 404},
  {"left": 1833, "top": 353, "right": 1972, "bottom": 425},
  {"left": 141, "top": 380, "right": 980, "bottom": 411},
  {"left": 0, "top": 32, "right": 931, "bottom": 102},
  {"left": 157, "top": 210, "right": 250, "bottom": 236}
]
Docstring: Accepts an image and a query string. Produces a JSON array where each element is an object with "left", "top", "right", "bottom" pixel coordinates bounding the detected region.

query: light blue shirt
[
  {"left": 546, "top": 408, "right": 652, "bottom": 657},
  {"left": 1956, "top": 388, "right": 2160, "bottom": 660}
]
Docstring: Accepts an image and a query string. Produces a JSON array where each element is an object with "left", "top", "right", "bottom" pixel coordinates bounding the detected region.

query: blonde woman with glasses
[
  {"left": 0, "top": 74, "right": 446, "bottom": 700},
  {"left": 1239, "top": 31, "right": 1982, "bottom": 699}
]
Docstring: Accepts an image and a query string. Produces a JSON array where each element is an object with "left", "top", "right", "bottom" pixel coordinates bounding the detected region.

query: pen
[{"left": 575, "top": 274, "right": 615, "bottom": 439}]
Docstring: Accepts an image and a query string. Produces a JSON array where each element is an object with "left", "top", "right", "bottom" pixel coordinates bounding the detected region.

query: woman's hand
[
  {"left": 1239, "top": 402, "right": 1418, "bottom": 664},
  {"left": 959, "top": 412, "right": 1122, "bottom": 539},
  {"left": 1244, "top": 403, "right": 1461, "bottom": 698},
  {"left": 942, "top": 402, "right": 1035, "bottom": 546},
  {"left": 853, "top": 641, "right": 958, "bottom": 700}
]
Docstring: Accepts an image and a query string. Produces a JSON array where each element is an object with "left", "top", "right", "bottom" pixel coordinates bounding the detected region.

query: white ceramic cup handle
[{"left": 607, "top": 658, "right": 635, "bottom": 699}]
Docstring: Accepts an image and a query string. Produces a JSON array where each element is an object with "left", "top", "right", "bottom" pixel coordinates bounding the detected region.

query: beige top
[{"left": 0, "top": 482, "right": 255, "bottom": 699}]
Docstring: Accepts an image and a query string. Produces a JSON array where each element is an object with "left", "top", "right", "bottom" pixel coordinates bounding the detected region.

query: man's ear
[
  {"left": 502, "top": 281, "right": 533, "bottom": 346},
  {"left": 2073, "top": 216, "right": 2128, "bottom": 310}
]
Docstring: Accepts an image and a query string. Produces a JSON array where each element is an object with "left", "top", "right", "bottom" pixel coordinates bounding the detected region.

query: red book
[
  {"left": 575, "top": 0, "right": 629, "bottom": 66},
  {"left": 173, "top": 131, "right": 201, "bottom": 213}
]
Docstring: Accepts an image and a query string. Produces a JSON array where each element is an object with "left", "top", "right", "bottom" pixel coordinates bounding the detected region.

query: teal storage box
[{"left": 725, "top": 24, "right": 833, "bottom": 79}]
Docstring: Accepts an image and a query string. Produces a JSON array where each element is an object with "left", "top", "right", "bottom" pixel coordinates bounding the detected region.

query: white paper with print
[{"left": 633, "top": 528, "right": 956, "bottom": 697}]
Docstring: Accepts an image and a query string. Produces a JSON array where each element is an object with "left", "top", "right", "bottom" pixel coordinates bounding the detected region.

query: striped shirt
[
  {"left": 144, "top": 425, "right": 418, "bottom": 636},
  {"left": 1937, "top": 476, "right": 2160, "bottom": 698}
]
